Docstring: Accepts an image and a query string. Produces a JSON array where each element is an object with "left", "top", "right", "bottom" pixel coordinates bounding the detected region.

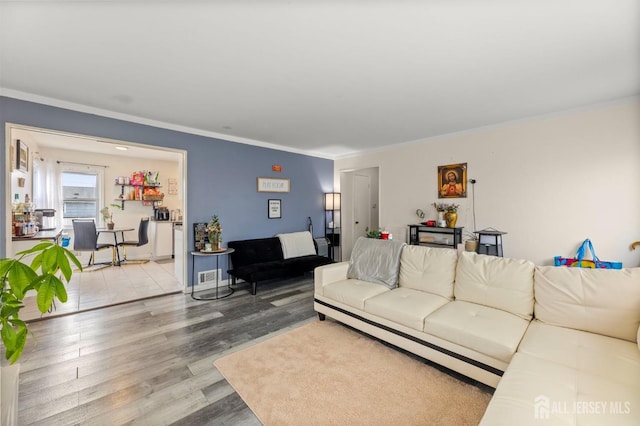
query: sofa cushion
[
  {"left": 277, "top": 231, "right": 317, "bottom": 259},
  {"left": 423, "top": 301, "right": 530, "bottom": 363},
  {"left": 230, "top": 261, "right": 289, "bottom": 282},
  {"left": 282, "top": 254, "right": 333, "bottom": 275},
  {"left": 519, "top": 320, "right": 640, "bottom": 389},
  {"left": 454, "top": 252, "right": 535, "bottom": 320},
  {"left": 346, "top": 237, "right": 406, "bottom": 289},
  {"left": 322, "top": 279, "right": 390, "bottom": 310},
  {"left": 228, "top": 237, "right": 283, "bottom": 267},
  {"left": 534, "top": 266, "right": 640, "bottom": 342},
  {"left": 364, "top": 288, "right": 450, "bottom": 331},
  {"left": 480, "top": 352, "right": 640, "bottom": 425},
  {"left": 398, "top": 245, "right": 457, "bottom": 299}
]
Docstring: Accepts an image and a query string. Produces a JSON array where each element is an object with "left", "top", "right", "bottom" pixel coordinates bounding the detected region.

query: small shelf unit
[{"left": 408, "top": 225, "right": 463, "bottom": 250}]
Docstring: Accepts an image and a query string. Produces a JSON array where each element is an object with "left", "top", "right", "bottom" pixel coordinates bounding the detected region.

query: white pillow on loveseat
[{"left": 276, "top": 231, "right": 317, "bottom": 259}]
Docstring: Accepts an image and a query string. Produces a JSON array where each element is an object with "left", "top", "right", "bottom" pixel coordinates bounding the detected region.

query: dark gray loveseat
[{"left": 227, "top": 232, "right": 333, "bottom": 295}]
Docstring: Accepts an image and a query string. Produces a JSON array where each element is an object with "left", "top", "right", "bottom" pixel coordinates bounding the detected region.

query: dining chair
[
  {"left": 72, "top": 219, "right": 116, "bottom": 268},
  {"left": 118, "top": 217, "right": 150, "bottom": 264}
]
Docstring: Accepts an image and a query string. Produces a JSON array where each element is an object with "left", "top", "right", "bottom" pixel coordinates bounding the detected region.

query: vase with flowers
[
  {"left": 206, "top": 214, "right": 223, "bottom": 251},
  {"left": 444, "top": 204, "right": 459, "bottom": 228},
  {"left": 433, "top": 202, "right": 459, "bottom": 228}
]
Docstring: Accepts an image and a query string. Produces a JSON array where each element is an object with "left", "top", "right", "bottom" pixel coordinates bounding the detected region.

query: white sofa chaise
[{"left": 313, "top": 238, "right": 640, "bottom": 424}]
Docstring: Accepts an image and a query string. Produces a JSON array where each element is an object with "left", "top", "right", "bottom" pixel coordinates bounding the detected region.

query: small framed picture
[
  {"left": 438, "top": 163, "right": 467, "bottom": 198},
  {"left": 16, "top": 140, "right": 29, "bottom": 172},
  {"left": 268, "top": 199, "right": 281, "bottom": 219}
]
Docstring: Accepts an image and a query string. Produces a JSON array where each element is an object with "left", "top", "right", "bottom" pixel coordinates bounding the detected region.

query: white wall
[{"left": 335, "top": 99, "right": 640, "bottom": 267}]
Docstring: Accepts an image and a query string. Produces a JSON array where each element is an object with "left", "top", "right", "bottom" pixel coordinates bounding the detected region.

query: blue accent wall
[{"left": 1, "top": 96, "right": 334, "bottom": 267}]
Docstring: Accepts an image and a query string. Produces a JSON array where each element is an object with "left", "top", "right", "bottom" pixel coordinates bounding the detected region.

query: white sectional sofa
[{"left": 313, "top": 239, "right": 640, "bottom": 424}]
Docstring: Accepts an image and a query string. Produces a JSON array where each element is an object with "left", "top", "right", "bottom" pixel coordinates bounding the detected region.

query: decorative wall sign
[
  {"left": 268, "top": 199, "right": 281, "bottom": 219},
  {"left": 168, "top": 177, "right": 178, "bottom": 195},
  {"left": 16, "top": 139, "right": 29, "bottom": 172},
  {"left": 257, "top": 177, "right": 290, "bottom": 193},
  {"left": 438, "top": 163, "right": 467, "bottom": 198}
]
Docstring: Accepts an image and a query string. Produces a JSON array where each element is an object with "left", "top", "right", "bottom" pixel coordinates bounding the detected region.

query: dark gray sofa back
[{"left": 228, "top": 237, "right": 284, "bottom": 267}]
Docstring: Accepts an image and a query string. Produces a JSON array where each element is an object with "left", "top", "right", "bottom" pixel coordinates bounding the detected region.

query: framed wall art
[
  {"left": 438, "top": 163, "right": 467, "bottom": 198},
  {"left": 257, "top": 177, "right": 290, "bottom": 193},
  {"left": 16, "top": 139, "right": 29, "bottom": 172},
  {"left": 193, "top": 222, "right": 210, "bottom": 251},
  {"left": 268, "top": 199, "right": 281, "bottom": 219}
]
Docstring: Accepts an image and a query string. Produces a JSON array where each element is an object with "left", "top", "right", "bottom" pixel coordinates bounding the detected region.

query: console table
[{"left": 408, "top": 225, "right": 463, "bottom": 250}]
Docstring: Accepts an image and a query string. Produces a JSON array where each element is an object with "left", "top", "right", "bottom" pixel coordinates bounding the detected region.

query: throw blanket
[
  {"left": 277, "top": 231, "right": 317, "bottom": 259},
  {"left": 347, "top": 237, "right": 406, "bottom": 289}
]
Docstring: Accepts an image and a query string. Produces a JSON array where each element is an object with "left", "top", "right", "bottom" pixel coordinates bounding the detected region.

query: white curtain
[{"left": 32, "top": 158, "right": 62, "bottom": 227}]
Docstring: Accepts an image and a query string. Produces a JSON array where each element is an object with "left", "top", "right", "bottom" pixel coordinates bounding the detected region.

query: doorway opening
[
  {"left": 5, "top": 124, "right": 188, "bottom": 320},
  {"left": 339, "top": 167, "right": 379, "bottom": 260}
]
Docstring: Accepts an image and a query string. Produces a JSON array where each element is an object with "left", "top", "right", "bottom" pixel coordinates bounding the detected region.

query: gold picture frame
[{"left": 438, "top": 163, "right": 467, "bottom": 198}]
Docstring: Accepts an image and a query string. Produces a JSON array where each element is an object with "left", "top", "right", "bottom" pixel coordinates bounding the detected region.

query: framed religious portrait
[{"left": 438, "top": 163, "right": 467, "bottom": 198}]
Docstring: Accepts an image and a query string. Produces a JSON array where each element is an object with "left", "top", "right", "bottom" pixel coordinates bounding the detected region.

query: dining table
[{"left": 97, "top": 227, "right": 134, "bottom": 266}]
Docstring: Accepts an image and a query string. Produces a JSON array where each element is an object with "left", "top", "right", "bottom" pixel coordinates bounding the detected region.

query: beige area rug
[{"left": 214, "top": 320, "right": 492, "bottom": 425}]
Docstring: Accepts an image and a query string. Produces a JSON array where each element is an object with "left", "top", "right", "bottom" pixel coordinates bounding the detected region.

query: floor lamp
[{"left": 324, "top": 192, "right": 341, "bottom": 261}]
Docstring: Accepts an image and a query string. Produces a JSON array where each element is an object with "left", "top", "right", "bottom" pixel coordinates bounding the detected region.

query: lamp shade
[{"left": 324, "top": 192, "right": 341, "bottom": 210}]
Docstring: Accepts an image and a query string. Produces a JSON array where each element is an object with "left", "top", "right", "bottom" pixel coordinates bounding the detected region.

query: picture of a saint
[
  {"left": 438, "top": 163, "right": 467, "bottom": 198},
  {"left": 441, "top": 170, "right": 463, "bottom": 197}
]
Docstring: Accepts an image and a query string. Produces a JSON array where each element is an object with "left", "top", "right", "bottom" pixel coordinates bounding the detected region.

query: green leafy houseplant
[
  {"left": 206, "top": 214, "right": 223, "bottom": 247},
  {"left": 0, "top": 241, "right": 82, "bottom": 363},
  {"left": 365, "top": 227, "right": 382, "bottom": 239},
  {"left": 100, "top": 203, "right": 123, "bottom": 224}
]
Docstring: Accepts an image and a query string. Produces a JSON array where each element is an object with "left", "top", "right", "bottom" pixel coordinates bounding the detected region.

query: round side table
[{"left": 190, "top": 248, "right": 235, "bottom": 300}]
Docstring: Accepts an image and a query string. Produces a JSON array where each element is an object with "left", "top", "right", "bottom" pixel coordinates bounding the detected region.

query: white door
[{"left": 353, "top": 174, "right": 370, "bottom": 241}]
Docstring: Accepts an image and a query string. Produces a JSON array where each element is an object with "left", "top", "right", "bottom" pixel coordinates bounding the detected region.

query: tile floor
[{"left": 21, "top": 260, "right": 184, "bottom": 321}]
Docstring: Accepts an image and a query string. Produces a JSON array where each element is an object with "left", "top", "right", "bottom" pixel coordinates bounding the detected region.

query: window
[{"left": 61, "top": 169, "right": 103, "bottom": 226}]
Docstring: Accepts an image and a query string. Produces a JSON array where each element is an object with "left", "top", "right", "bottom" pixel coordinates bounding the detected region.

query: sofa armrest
[{"left": 314, "top": 261, "right": 349, "bottom": 296}]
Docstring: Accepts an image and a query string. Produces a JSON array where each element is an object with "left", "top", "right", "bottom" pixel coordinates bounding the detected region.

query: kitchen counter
[{"left": 12, "top": 228, "right": 63, "bottom": 242}]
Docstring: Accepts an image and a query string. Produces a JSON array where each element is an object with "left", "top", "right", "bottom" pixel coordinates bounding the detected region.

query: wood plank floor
[{"left": 15, "top": 276, "right": 319, "bottom": 425}]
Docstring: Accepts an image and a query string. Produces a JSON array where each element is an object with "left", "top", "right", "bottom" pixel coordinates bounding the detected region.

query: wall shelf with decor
[
  {"left": 114, "top": 184, "right": 164, "bottom": 209},
  {"left": 408, "top": 225, "right": 463, "bottom": 250}
]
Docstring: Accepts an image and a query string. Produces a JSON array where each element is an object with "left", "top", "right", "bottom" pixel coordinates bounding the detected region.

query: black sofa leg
[
  {"left": 318, "top": 313, "right": 326, "bottom": 321},
  {"left": 251, "top": 282, "right": 257, "bottom": 295}
]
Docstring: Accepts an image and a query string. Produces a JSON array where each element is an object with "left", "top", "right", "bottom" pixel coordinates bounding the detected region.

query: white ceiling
[
  {"left": 1, "top": 1, "right": 638, "bottom": 159},
  {"left": 10, "top": 126, "right": 183, "bottom": 162}
]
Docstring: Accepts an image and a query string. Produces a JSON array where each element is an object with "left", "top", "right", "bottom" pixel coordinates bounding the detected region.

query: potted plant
[
  {"left": 464, "top": 231, "right": 479, "bottom": 252},
  {"left": 1, "top": 242, "right": 81, "bottom": 425},
  {"left": 206, "top": 215, "right": 223, "bottom": 250},
  {"left": 365, "top": 227, "right": 382, "bottom": 239},
  {"left": 100, "top": 203, "right": 122, "bottom": 230},
  {"left": 1, "top": 241, "right": 81, "bottom": 361}
]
